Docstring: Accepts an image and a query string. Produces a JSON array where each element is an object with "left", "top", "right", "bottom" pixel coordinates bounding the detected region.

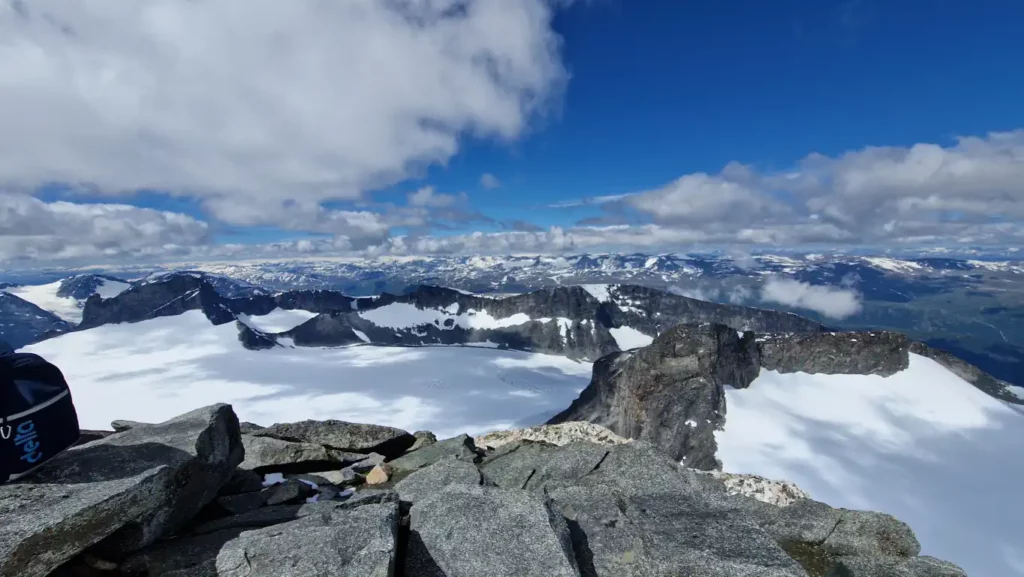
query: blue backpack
[{"left": 0, "top": 343, "right": 81, "bottom": 483}]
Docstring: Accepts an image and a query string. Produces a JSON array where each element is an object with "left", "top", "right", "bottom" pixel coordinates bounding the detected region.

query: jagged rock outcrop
[
  {"left": 758, "top": 331, "right": 910, "bottom": 377},
  {"left": 0, "top": 409, "right": 966, "bottom": 577},
  {"left": 0, "top": 404, "right": 243, "bottom": 577},
  {"left": 548, "top": 324, "right": 761, "bottom": 469},
  {"left": 236, "top": 321, "right": 279, "bottom": 350}
]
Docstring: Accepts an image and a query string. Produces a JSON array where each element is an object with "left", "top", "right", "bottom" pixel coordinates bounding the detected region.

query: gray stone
[
  {"left": 480, "top": 440, "right": 558, "bottom": 488},
  {"left": 191, "top": 492, "right": 399, "bottom": 535},
  {"left": 239, "top": 422, "right": 265, "bottom": 434},
  {"left": 110, "top": 419, "right": 148, "bottom": 432},
  {"left": 0, "top": 404, "right": 243, "bottom": 577},
  {"left": 217, "top": 491, "right": 269, "bottom": 515},
  {"left": 548, "top": 324, "right": 760, "bottom": 469},
  {"left": 409, "top": 430, "right": 438, "bottom": 452},
  {"left": 389, "top": 433, "right": 479, "bottom": 472},
  {"left": 239, "top": 434, "right": 366, "bottom": 472},
  {"left": 251, "top": 419, "right": 415, "bottom": 458},
  {"left": 264, "top": 479, "right": 316, "bottom": 506},
  {"left": 218, "top": 469, "right": 265, "bottom": 496},
  {"left": 548, "top": 483, "right": 805, "bottom": 577},
  {"left": 407, "top": 484, "right": 581, "bottom": 577},
  {"left": 124, "top": 501, "right": 398, "bottom": 577},
  {"left": 826, "top": 555, "right": 968, "bottom": 577},
  {"left": 314, "top": 468, "right": 359, "bottom": 486},
  {"left": 822, "top": 509, "right": 921, "bottom": 558},
  {"left": 347, "top": 452, "right": 386, "bottom": 473},
  {"left": 394, "top": 457, "right": 482, "bottom": 505}
]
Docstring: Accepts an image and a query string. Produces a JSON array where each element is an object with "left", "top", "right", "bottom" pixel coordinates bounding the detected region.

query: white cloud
[
  {"left": 760, "top": 278, "right": 863, "bottom": 320},
  {"left": 407, "top": 187, "right": 463, "bottom": 208},
  {"left": 480, "top": 173, "right": 501, "bottom": 189},
  {"left": 627, "top": 171, "right": 788, "bottom": 226},
  {"left": 0, "top": 0, "right": 566, "bottom": 226},
  {"left": 0, "top": 193, "right": 210, "bottom": 262}
]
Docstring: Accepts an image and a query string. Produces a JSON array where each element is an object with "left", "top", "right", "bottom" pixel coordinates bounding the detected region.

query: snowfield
[
  {"left": 237, "top": 308, "right": 318, "bottom": 333},
  {"left": 2, "top": 278, "right": 131, "bottom": 324},
  {"left": 718, "top": 355, "right": 1024, "bottom": 577},
  {"left": 3, "top": 282, "right": 84, "bottom": 324},
  {"left": 24, "top": 311, "right": 593, "bottom": 439},
  {"left": 608, "top": 325, "right": 654, "bottom": 350}
]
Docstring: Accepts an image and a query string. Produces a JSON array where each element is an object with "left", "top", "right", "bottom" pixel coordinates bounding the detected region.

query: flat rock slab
[
  {"left": 239, "top": 435, "right": 366, "bottom": 472},
  {"left": 407, "top": 484, "right": 581, "bottom": 577},
  {"left": 192, "top": 492, "right": 399, "bottom": 535},
  {"left": 251, "top": 420, "right": 415, "bottom": 459},
  {"left": 394, "top": 457, "right": 481, "bottom": 505},
  {"left": 389, "top": 434, "right": 479, "bottom": 472},
  {"left": 125, "top": 501, "right": 399, "bottom": 577},
  {"left": 0, "top": 404, "right": 243, "bottom": 577},
  {"left": 549, "top": 484, "right": 806, "bottom": 577}
]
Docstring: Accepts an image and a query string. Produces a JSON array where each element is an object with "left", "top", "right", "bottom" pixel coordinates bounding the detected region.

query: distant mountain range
[{"left": 2, "top": 252, "right": 1022, "bottom": 387}]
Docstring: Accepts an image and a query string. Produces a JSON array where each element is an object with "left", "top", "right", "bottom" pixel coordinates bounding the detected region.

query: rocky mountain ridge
[
  {"left": 0, "top": 406, "right": 968, "bottom": 577},
  {"left": 75, "top": 274, "right": 825, "bottom": 360},
  {"left": 0, "top": 291, "right": 75, "bottom": 349},
  {"left": 550, "top": 322, "right": 1024, "bottom": 468}
]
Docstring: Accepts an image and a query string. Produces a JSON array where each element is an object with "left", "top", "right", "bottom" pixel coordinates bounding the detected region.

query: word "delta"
[{"left": 13, "top": 420, "right": 44, "bottom": 464}]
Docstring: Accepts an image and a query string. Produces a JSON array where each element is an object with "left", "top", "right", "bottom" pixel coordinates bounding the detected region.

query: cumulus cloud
[
  {"left": 760, "top": 278, "right": 863, "bottom": 320},
  {"left": 407, "top": 187, "right": 463, "bottom": 208},
  {"left": 0, "top": 193, "right": 210, "bottom": 262},
  {"left": 480, "top": 173, "right": 502, "bottom": 189},
  {"left": 0, "top": 0, "right": 566, "bottom": 227},
  {"left": 627, "top": 171, "right": 789, "bottom": 226}
]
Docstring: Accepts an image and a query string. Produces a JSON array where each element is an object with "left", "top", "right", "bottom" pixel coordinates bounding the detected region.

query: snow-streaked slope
[
  {"left": 25, "top": 311, "right": 592, "bottom": 439},
  {"left": 608, "top": 326, "right": 654, "bottom": 350},
  {"left": 581, "top": 284, "right": 611, "bottom": 302},
  {"left": 2, "top": 278, "right": 131, "bottom": 324},
  {"left": 359, "top": 302, "right": 534, "bottom": 330},
  {"left": 717, "top": 354, "right": 1024, "bottom": 577},
  {"left": 3, "top": 282, "right": 83, "bottom": 323},
  {"left": 237, "top": 308, "right": 318, "bottom": 333}
]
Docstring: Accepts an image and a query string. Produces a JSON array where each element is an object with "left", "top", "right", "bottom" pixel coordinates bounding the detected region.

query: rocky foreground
[{"left": 0, "top": 405, "right": 966, "bottom": 577}]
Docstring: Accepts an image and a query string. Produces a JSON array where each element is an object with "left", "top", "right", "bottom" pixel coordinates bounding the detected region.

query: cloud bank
[
  {"left": 760, "top": 278, "right": 864, "bottom": 320},
  {"left": 0, "top": 1, "right": 1022, "bottom": 264}
]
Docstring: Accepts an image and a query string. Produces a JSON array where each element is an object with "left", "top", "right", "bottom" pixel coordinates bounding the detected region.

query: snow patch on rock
[{"left": 609, "top": 326, "right": 654, "bottom": 350}]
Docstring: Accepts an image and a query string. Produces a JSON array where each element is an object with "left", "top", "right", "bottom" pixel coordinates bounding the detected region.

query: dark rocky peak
[
  {"left": 573, "top": 255, "right": 602, "bottom": 270},
  {"left": 138, "top": 270, "right": 269, "bottom": 298},
  {"left": 607, "top": 284, "right": 826, "bottom": 335},
  {"left": 55, "top": 274, "right": 130, "bottom": 300},
  {"left": 550, "top": 323, "right": 761, "bottom": 469},
  {"left": 273, "top": 288, "right": 357, "bottom": 313},
  {"left": 758, "top": 331, "right": 910, "bottom": 377},
  {"left": 81, "top": 275, "right": 241, "bottom": 329},
  {"left": 236, "top": 320, "right": 280, "bottom": 350},
  {"left": 0, "top": 292, "right": 75, "bottom": 348}
]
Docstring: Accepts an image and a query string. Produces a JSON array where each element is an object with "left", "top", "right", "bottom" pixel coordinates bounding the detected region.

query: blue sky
[{"left": 4, "top": 0, "right": 1024, "bottom": 263}]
